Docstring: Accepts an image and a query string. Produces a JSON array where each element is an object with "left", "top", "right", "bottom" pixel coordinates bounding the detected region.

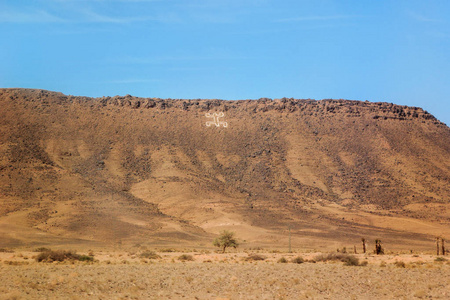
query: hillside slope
[{"left": 0, "top": 88, "right": 449, "bottom": 250}]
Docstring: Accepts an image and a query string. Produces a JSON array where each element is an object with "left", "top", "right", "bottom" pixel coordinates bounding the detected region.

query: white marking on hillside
[{"left": 205, "top": 112, "right": 228, "bottom": 127}]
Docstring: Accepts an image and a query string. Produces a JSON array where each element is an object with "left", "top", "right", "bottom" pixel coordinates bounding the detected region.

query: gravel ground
[{"left": 0, "top": 260, "right": 449, "bottom": 299}]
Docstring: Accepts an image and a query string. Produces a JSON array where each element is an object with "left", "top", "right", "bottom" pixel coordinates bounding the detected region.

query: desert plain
[{"left": 1, "top": 246, "right": 449, "bottom": 299}]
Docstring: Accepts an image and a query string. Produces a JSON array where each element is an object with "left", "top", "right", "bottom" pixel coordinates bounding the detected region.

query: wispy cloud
[
  {"left": 0, "top": 5, "right": 176, "bottom": 24},
  {"left": 78, "top": 9, "right": 152, "bottom": 23},
  {"left": 275, "top": 15, "right": 357, "bottom": 23},
  {"left": 50, "top": 0, "right": 163, "bottom": 2},
  {"left": 0, "top": 9, "right": 65, "bottom": 23},
  {"left": 408, "top": 11, "right": 443, "bottom": 23},
  {"left": 111, "top": 54, "right": 253, "bottom": 64}
]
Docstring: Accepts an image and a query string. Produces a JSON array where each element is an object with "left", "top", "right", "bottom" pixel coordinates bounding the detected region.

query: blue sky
[{"left": 1, "top": 0, "right": 449, "bottom": 125}]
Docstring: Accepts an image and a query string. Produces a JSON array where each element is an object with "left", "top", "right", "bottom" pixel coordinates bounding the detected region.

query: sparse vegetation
[
  {"left": 33, "top": 247, "right": 51, "bottom": 252},
  {"left": 1, "top": 250, "right": 448, "bottom": 299},
  {"left": 434, "top": 257, "right": 448, "bottom": 262},
  {"left": 243, "top": 253, "right": 266, "bottom": 261},
  {"left": 291, "top": 256, "right": 304, "bottom": 264},
  {"left": 314, "top": 253, "right": 361, "bottom": 266},
  {"left": 35, "top": 250, "right": 94, "bottom": 263},
  {"left": 394, "top": 261, "right": 406, "bottom": 268},
  {"left": 139, "top": 250, "right": 161, "bottom": 260},
  {"left": 0, "top": 248, "right": 14, "bottom": 253},
  {"left": 277, "top": 257, "right": 288, "bottom": 263},
  {"left": 178, "top": 254, "right": 194, "bottom": 261},
  {"left": 159, "top": 248, "right": 176, "bottom": 253},
  {"left": 213, "top": 230, "right": 239, "bottom": 253},
  {"left": 0, "top": 248, "right": 449, "bottom": 298}
]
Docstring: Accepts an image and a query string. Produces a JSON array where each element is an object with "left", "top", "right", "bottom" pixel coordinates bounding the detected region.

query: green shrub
[
  {"left": 291, "top": 256, "right": 304, "bottom": 264},
  {"left": 139, "top": 250, "right": 161, "bottom": 259},
  {"left": 178, "top": 254, "right": 194, "bottom": 261}
]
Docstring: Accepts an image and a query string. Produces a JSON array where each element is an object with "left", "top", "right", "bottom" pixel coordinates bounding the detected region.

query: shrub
[
  {"left": 314, "top": 253, "right": 361, "bottom": 266},
  {"left": 77, "top": 255, "right": 94, "bottom": 262},
  {"left": 139, "top": 250, "right": 161, "bottom": 259},
  {"left": 33, "top": 247, "right": 51, "bottom": 252},
  {"left": 394, "top": 261, "right": 406, "bottom": 268},
  {"left": 4, "top": 261, "right": 29, "bottom": 265},
  {"left": 291, "top": 256, "right": 304, "bottom": 264},
  {"left": 434, "top": 257, "right": 448, "bottom": 262},
  {"left": 243, "top": 253, "right": 266, "bottom": 261},
  {"left": 343, "top": 255, "right": 360, "bottom": 266},
  {"left": 178, "top": 254, "right": 194, "bottom": 261},
  {"left": 0, "top": 248, "right": 14, "bottom": 253},
  {"left": 159, "top": 248, "right": 176, "bottom": 253},
  {"left": 35, "top": 250, "right": 94, "bottom": 263},
  {"left": 277, "top": 257, "right": 288, "bottom": 263}
]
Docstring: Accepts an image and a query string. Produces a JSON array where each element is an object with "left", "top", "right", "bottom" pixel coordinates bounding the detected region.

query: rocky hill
[{"left": 0, "top": 88, "right": 449, "bottom": 250}]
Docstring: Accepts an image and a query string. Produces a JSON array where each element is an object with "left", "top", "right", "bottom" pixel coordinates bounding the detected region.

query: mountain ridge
[{"left": 0, "top": 88, "right": 449, "bottom": 250}]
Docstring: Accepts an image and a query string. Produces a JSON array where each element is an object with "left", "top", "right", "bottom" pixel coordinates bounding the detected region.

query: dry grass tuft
[
  {"left": 0, "top": 248, "right": 14, "bottom": 253},
  {"left": 159, "top": 248, "right": 176, "bottom": 252},
  {"left": 277, "top": 257, "right": 288, "bottom": 263},
  {"left": 394, "top": 261, "right": 406, "bottom": 268},
  {"left": 291, "top": 256, "right": 305, "bottom": 264},
  {"left": 314, "top": 253, "right": 361, "bottom": 266},
  {"left": 243, "top": 253, "right": 266, "bottom": 261},
  {"left": 178, "top": 254, "right": 194, "bottom": 261},
  {"left": 139, "top": 250, "right": 161, "bottom": 260},
  {"left": 33, "top": 247, "right": 51, "bottom": 252},
  {"left": 434, "top": 257, "right": 447, "bottom": 262}
]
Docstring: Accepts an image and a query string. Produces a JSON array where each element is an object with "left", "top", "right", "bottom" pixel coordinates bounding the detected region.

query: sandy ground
[{"left": 0, "top": 250, "right": 449, "bottom": 299}]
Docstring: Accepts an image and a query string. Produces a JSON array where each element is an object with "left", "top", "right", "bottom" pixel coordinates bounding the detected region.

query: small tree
[{"left": 213, "top": 230, "right": 239, "bottom": 253}]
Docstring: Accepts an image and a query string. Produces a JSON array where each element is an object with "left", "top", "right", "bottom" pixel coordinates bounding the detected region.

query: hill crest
[{"left": 0, "top": 88, "right": 449, "bottom": 250}]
